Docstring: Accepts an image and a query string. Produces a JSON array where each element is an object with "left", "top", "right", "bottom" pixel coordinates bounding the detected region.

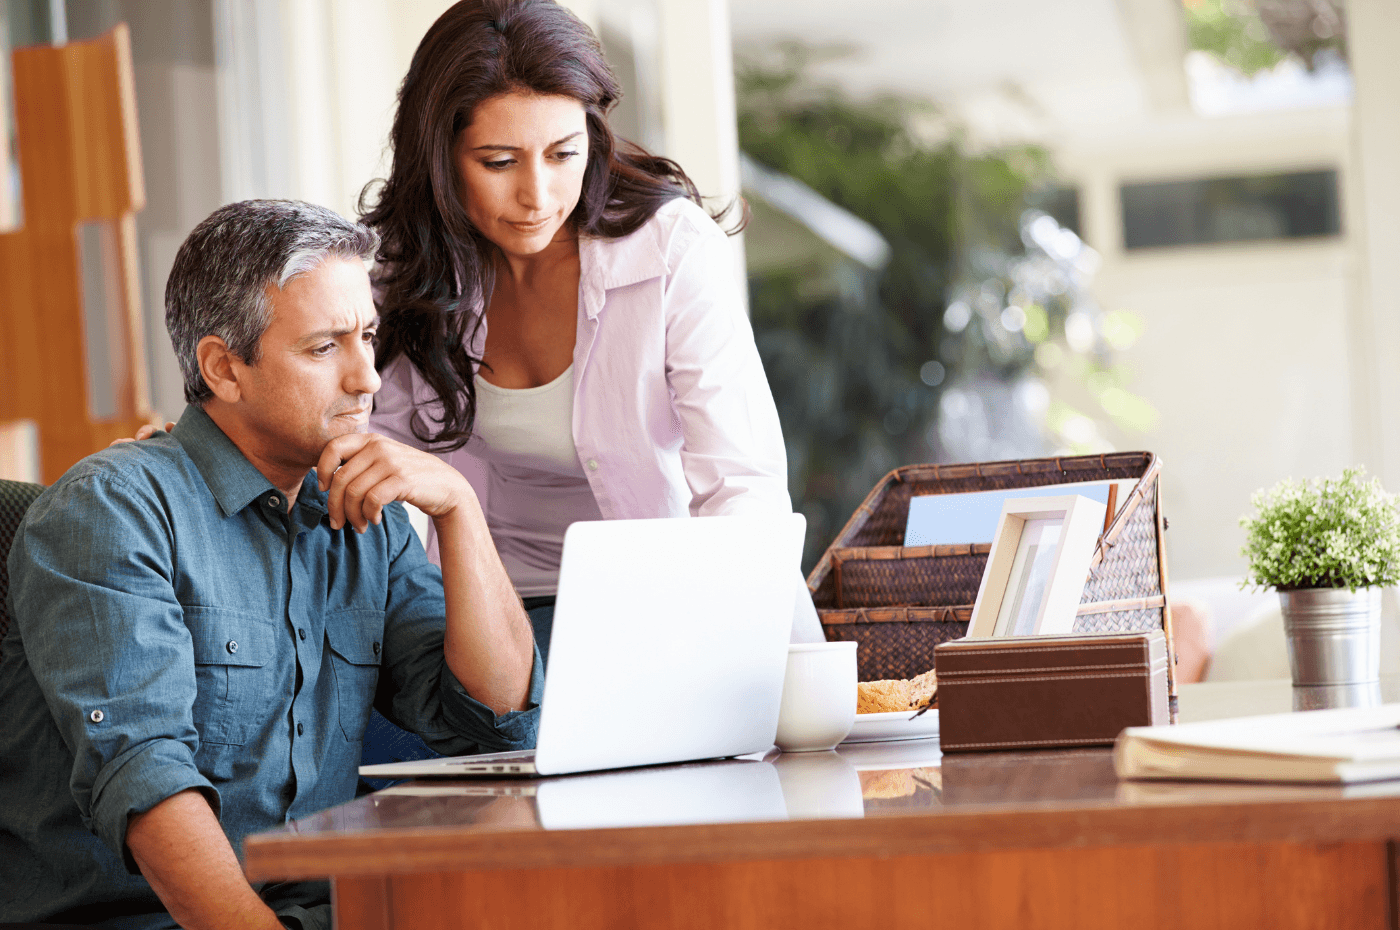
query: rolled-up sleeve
[
  {"left": 373, "top": 502, "right": 542, "bottom": 754},
  {"left": 10, "top": 474, "right": 218, "bottom": 868}
]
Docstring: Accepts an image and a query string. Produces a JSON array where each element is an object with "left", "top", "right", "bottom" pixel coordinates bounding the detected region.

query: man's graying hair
[{"left": 166, "top": 200, "right": 380, "bottom": 405}]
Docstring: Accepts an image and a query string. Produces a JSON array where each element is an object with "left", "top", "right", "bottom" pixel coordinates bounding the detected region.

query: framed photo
[{"left": 966, "top": 495, "right": 1107, "bottom": 639}]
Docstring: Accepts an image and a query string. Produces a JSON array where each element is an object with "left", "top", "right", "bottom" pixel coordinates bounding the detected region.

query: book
[{"left": 1114, "top": 704, "right": 1400, "bottom": 784}]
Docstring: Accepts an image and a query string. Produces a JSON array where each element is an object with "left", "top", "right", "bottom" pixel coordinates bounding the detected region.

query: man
[{"left": 0, "top": 200, "right": 540, "bottom": 929}]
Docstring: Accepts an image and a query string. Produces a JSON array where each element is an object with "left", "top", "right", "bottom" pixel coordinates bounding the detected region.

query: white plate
[{"left": 842, "top": 709, "right": 939, "bottom": 744}]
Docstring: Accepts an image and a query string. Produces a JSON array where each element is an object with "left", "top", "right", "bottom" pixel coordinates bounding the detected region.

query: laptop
[{"left": 359, "top": 513, "right": 805, "bottom": 779}]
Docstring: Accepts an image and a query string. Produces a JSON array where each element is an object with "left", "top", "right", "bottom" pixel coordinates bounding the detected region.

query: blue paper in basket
[{"left": 903, "top": 482, "right": 1117, "bottom": 547}]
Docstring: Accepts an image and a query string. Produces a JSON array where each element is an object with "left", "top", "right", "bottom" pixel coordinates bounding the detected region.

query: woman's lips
[{"left": 505, "top": 217, "right": 551, "bottom": 233}]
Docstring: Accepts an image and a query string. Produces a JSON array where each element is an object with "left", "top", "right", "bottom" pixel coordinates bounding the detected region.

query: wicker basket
[{"left": 807, "top": 452, "right": 1175, "bottom": 696}]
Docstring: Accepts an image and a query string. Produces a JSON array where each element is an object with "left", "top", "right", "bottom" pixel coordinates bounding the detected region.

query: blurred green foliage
[
  {"left": 1185, "top": 0, "right": 1288, "bottom": 75},
  {"left": 1185, "top": 0, "right": 1347, "bottom": 75},
  {"left": 736, "top": 47, "right": 1054, "bottom": 566}
]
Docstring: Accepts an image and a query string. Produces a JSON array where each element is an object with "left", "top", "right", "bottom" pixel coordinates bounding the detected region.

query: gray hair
[{"left": 165, "top": 199, "right": 381, "bottom": 405}]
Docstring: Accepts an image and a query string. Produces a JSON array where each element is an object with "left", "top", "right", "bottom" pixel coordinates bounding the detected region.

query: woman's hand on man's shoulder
[{"left": 109, "top": 420, "right": 176, "bottom": 447}]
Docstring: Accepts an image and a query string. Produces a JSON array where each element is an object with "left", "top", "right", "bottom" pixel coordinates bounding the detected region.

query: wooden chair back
[{"left": 0, "top": 24, "right": 152, "bottom": 484}]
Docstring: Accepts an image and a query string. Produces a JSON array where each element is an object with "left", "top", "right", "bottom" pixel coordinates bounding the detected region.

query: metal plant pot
[{"left": 1278, "top": 587, "right": 1382, "bottom": 687}]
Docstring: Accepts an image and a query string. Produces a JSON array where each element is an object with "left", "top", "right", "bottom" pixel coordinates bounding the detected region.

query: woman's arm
[
  {"left": 661, "top": 206, "right": 792, "bottom": 517},
  {"left": 659, "top": 207, "right": 827, "bottom": 642}
]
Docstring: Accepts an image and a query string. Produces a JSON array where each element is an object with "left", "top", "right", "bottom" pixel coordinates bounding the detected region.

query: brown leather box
[{"left": 935, "top": 631, "right": 1170, "bottom": 753}]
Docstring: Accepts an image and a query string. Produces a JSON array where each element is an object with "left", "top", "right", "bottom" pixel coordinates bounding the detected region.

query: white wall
[
  {"left": 1054, "top": 106, "right": 1356, "bottom": 583},
  {"left": 599, "top": 0, "right": 746, "bottom": 294},
  {"left": 111, "top": 0, "right": 452, "bottom": 419},
  {"left": 63, "top": 0, "right": 226, "bottom": 422},
  {"left": 225, "top": 0, "right": 455, "bottom": 224},
  {"left": 1348, "top": 0, "right": 1400, "bottom": 502}
]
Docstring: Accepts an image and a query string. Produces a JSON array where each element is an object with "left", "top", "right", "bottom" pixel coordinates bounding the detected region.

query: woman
[{"left": 363, "top": 0, "right": 821, "bottom": 660}]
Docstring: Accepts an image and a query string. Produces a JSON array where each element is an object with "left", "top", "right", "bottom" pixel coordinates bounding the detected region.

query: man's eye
[
  {"left": 362, "top": 331, "right": 377, "bottom": 345},
  {"left": 312, "top": 343, "right": 335, "bottom": 357}
]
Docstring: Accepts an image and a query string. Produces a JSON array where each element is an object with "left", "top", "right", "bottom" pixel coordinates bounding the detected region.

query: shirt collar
[
  {"left": 578, "top": 222, "right": 670, "bottom": 320},
  {"left": 296, "top": 472, "right": 330, "bottom": 517},
  {"left": 172, "top": 406, "right": 329, "bottom": 519}
]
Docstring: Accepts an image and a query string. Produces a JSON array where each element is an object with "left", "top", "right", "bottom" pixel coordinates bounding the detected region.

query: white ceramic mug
[{"left": 775, "top": 641, "right": 858, "bottom": 752}]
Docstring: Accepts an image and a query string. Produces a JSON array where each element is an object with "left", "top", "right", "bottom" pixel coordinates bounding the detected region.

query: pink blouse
[
  {"left": 369, "top": 198, "right": 825, "bottom": 642},
  {"left": 371, "top": 197, "right": 792, "bottom": 531}
]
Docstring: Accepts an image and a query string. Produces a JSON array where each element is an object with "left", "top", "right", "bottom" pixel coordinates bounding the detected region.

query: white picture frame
[{"left": 966, "top": 495, "right": 1107, "bottom": 639}]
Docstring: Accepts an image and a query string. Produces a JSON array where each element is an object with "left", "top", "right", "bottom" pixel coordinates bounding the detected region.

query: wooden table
[{"left": 245, "top": 679, "right": 1400, "bottom": 929}]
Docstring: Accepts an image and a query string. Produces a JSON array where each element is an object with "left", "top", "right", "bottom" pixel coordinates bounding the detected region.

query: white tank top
[{"left": 471, "top": 364, "right": 603, "bottom": 597}]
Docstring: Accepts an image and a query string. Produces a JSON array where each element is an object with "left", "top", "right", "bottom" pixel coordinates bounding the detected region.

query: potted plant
[{"left": 1240, "top": 468, "right": 1400, "bottom": 687}]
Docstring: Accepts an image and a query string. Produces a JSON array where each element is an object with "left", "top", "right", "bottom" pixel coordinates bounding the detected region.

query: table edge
[{"left": 244, "top": 796, "right": 1400, "bottom": 880}]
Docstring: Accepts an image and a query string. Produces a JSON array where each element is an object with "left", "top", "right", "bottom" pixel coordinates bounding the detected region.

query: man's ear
[{"left": 197, "top": 335, "right": 244, "bottom": 404}]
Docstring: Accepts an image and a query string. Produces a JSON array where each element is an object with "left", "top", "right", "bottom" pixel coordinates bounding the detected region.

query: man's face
[{"left": 231, "top": 256, "right": 381, "bottom": 471}]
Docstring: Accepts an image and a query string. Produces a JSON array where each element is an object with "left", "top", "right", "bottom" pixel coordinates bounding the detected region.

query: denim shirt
[{"left": 0, "top": 406, "right": 542, "bottom": 925}]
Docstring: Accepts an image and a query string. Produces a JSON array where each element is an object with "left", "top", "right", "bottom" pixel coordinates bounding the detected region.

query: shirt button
[
  {"left": 372, "top": 641, "right": 381, "bottom": 656},
  {"left": 297, "top": 722, "right": 304, "bottom": 736},
  {"left": 585, "top": 458, "right": 599, "bottom": 471},
  {"left": 267, "top": 495, "right": 280, "bottom": 509},
  {"left": 226, "top": 640, "right": 238, "bottom": 654},
  {"left": 298, "top": 628, "right": 307, "bottom": 641},
  {"left": 89, "top": 709, "right": 104, "bottom": 723}
]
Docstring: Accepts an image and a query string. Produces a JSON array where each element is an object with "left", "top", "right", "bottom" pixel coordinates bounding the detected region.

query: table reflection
[
  {"left": 357, "top": 759, "right": 787, "bottom": 833},
  {"left": 1293, "top": 680, "right": 1384, "bottom": 710},
  {"left": 535, "top": 759, "right": 786, "bottom": 829},
  {"left": 290, "top": 679, "right": 1400, "bottom": 841},
  {"left": 341, "top": 739, "right": 952, "bottom": 832},
  {"left": 360, "top": 751, "right": 878, "bottom": 830},
  {"left": 771, "top": 751, "right": 863, "bottom": 819}
]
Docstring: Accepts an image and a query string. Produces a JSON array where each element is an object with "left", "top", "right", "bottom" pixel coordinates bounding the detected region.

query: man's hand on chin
[
  {"left": 315, "top": 432, "right": 475, "bottom": 533},
  {"left": 315, "top": 433, "right": 533, "bottom": 714}
]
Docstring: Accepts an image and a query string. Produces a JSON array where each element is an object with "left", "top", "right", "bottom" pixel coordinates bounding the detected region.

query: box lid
[{"left": 935, "top": 630, "right": 1166, "bottom": 676}]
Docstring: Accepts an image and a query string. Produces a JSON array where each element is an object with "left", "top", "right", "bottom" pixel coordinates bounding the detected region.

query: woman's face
[{"left": 454, "top": 91, "right": 590, "bottom": 260}]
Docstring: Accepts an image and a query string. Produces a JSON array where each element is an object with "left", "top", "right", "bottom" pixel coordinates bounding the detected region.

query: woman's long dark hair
[{"left": 362, "top": 0, "right": 709, "bottom": 450}]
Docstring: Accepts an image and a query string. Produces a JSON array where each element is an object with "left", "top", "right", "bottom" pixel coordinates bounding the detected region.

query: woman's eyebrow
[{"left": 472, "top": 131, "right": 585, "bottom": 152}]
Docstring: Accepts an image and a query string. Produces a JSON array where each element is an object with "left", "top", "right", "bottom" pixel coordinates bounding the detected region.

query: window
[{"left": 1120, "top": 169, "right": 1340, "bottom": 249}]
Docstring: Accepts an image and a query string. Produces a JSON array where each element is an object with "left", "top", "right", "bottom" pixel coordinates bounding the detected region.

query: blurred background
[{"left": 2, "top": 0, "right": 1396, "bottom": 675}]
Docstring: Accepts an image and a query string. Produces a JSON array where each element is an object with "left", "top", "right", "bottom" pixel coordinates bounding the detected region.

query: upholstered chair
[{"left": 0, "top": 479, "right": 44, "bottom": 662}]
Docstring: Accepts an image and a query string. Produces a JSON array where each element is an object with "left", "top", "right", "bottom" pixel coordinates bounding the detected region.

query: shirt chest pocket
[
  {"left": 325, "top": 609, "right": 385, "bottom": 741},
  {"left": 185, "top": 607, "right": 277, "bottom": 746}
]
